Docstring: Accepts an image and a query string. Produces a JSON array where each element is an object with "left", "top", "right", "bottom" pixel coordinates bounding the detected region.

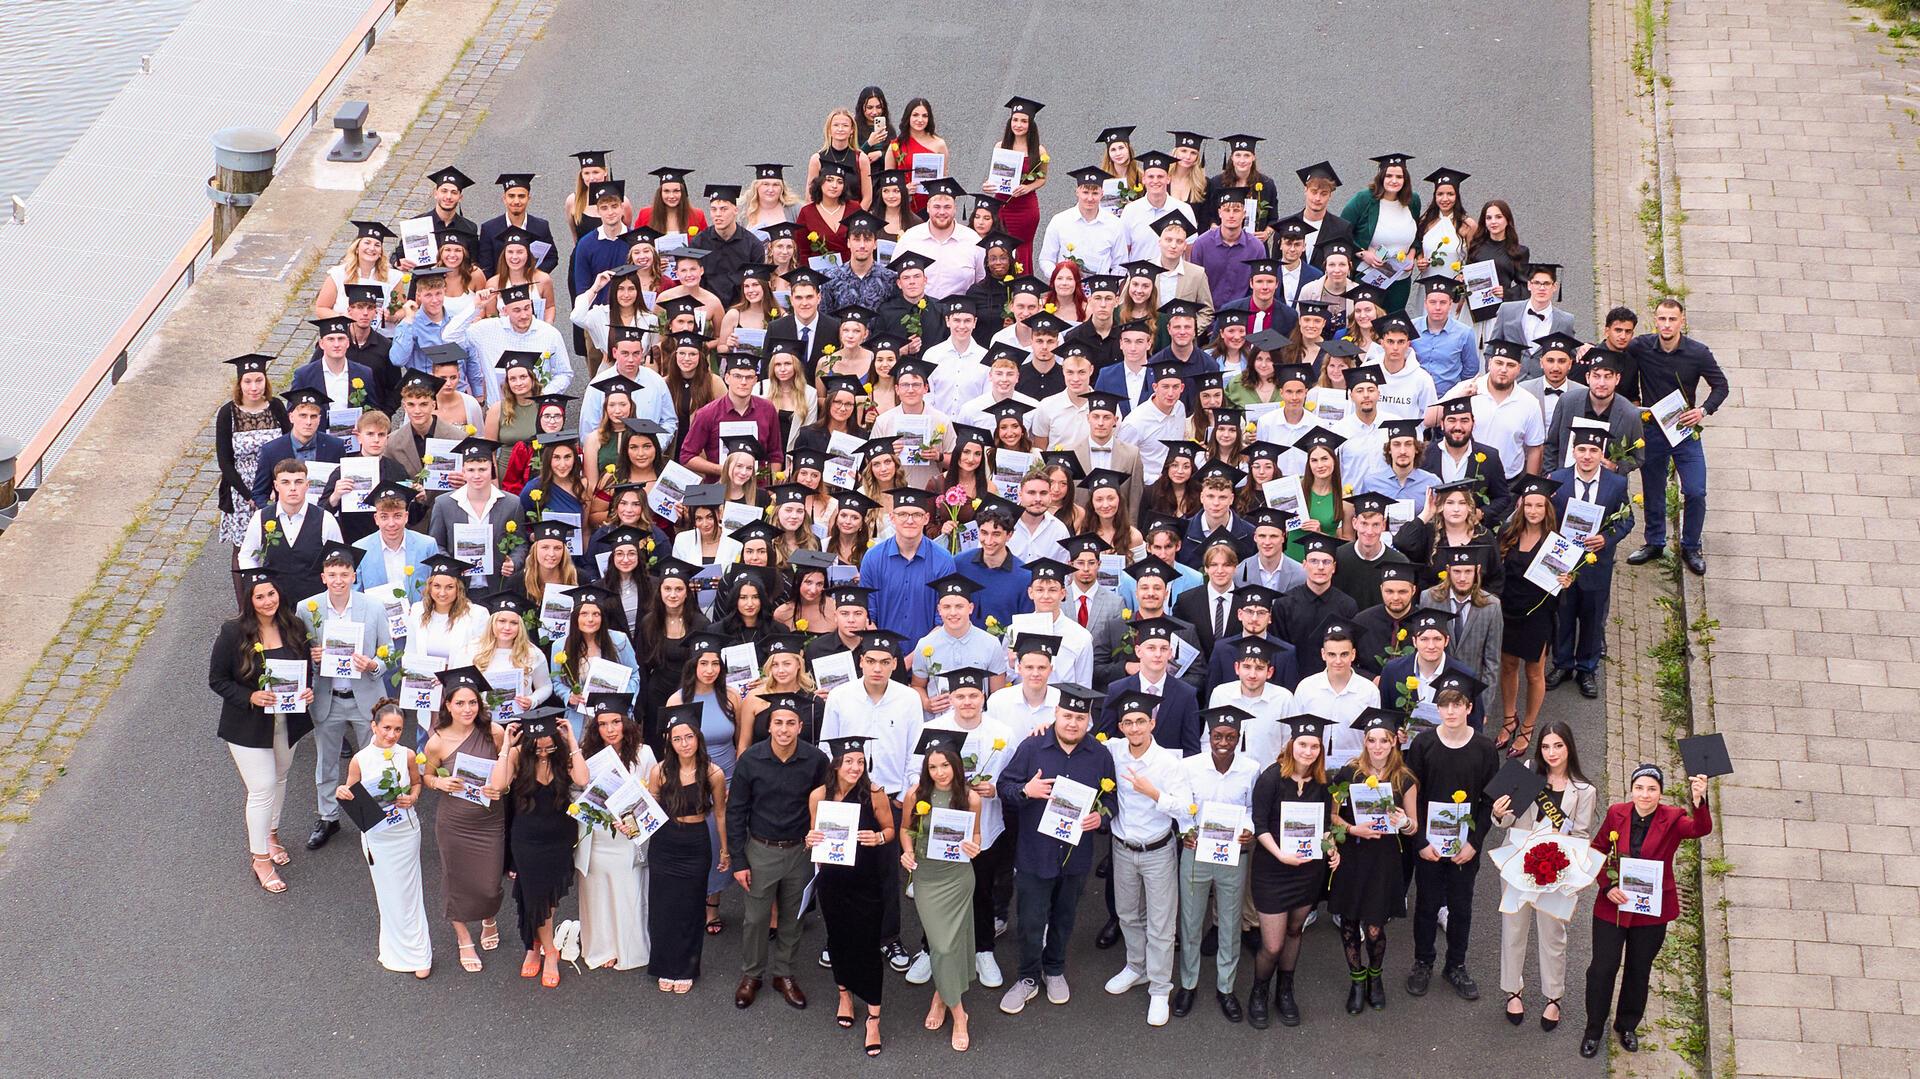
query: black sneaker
[
  {"left": 1405, "top": 962, "right": 1432, "bottom": 997},
  {"left": 1443, "top": 965, "right": 1480, "bottom": 1001},
  {"left": 883, "top": 940, "right": 912, "bottom": 972}
]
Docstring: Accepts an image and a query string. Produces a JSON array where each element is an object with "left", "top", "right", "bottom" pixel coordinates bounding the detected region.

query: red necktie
[{"left": 1077, "top": 595, "right": 1089, "bottom": 627}]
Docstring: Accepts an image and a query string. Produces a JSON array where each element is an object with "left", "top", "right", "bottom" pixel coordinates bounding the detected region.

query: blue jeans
[
  {"left": 1639, "top": 424, "right": 1707, "bottom": 551},
  {"left": 1015, "top": 869, "right": 1088, "bottom": 982}
]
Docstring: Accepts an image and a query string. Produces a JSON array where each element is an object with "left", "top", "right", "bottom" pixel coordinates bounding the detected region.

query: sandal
[
  {"left": 924, "top": 1000, "right": 947, "bottom": 1030},
  {"left": 458, "top": 942, "right": 482, "bottom": 973},
  {"left": 658, "top": 978, "right": 675, "bottom": 992},
  {"left": 1505, "top": 990, "right": 1526, "bottom": 1026},
  {"left": 250, "top": 854, "right": 287, "bottom": 893},
  {"left": 672, "top": 979, "right": 693, "bottom": 994},
  {"left": 951, "top": 1016, "right": 970, "bottom": 1053},
  {"left": 479, "top": 919, "right": 501, "bottom": 951},
  {"left": 267, "top": 831, "right": 291, "bottom": 866},
  {"left": 864, "top": 1015, "right": 882, "bottom": 1057},
  {"left": 1493, "top": 715, "right": 1518, "bottom": 750},
  {"left": 836, "top": 1005, "right": 856, "bottom": 1029},
  {"left": 541, "top": 948, "right": 560, "bottom": 989},
  {"left": 1507, "top": 723, "right": 1535, "bottom": 759},
  {"left": 705, "top": 900, "right": 725, "bottom": 935},
  {"left": 520, "top": 950, "right": 543, "bottom": 979},
  {"left": 414, "top": 967, "right": 432, "bottom": 980}
]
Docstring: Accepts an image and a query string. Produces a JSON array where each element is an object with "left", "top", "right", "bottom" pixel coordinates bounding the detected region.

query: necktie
[
  {"left": 1214, "top": 596, "right": 1227, "bottom": 639},
  {"left": 800, "top": 325, "right": 812, "bottom": 363},
  {"left": 1078, "top": 595, "right": 1089, "bottom": 627}
]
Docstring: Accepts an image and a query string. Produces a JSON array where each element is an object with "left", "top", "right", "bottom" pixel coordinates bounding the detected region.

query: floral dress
[{"left": 220, "top": 406, "right": 283, "bottom": 546}]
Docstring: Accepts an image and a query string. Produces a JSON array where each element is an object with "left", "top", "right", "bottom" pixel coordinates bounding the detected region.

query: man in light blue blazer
[
  {"left": 352, "top": 481, "right": 442, "bottom": 607},
  {"left": 301, "top": 543, "right": 395, "bottom": 850}
]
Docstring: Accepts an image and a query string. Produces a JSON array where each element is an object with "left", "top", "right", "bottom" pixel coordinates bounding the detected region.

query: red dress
[
  {"left": 999, "top": 151, "right": 1042, "bottom": 269},
  {"left": 794, "top": 202, "right": 853, "bottom": 262},
  {"left": 634, "top": 206, "right": 709, "bottom": 234},
  {"left": 891, "top": 134, "right": 939, "bottom": 215}
]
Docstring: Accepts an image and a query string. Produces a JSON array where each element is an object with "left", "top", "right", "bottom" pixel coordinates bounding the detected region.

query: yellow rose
[
  {"left": 1065, "top": 242, "right": 1075, "bottom": 252},
  {"left": 992, "top": 738, "right": 1006, "bottom": 750},
  {"left": 553, "top": 651, "right": 568, "bottom": 665},
  {"left": 808, "top": 231, "right": 820, "bottom": 242},
  {"left": 823, "top": 344, "right": 836, "bottom": 355},
  {"left": 605, "top": 464, "right": 617, "bottom": 474},
  {"left": 529, "top": 488, "right": 545, "bottom": 503},
  {"left": 1584, "top": 552, "right": 1598, "bottom": 564},
  {"left": 1436, "top": 570, "right": 1449, "bottom": 581},
  {"left": 1449, "top": 261, "right": 1462, "bottom": 272},
  {"left": 351, "top": 378, "right": 364, "bottom": 389},
  {"left": 934, "top": 423, "right": 947, "bottom": 435},
  {"left": 1632, "top": 493, "right": 1645, "bottom": 505},
  {"left": 1641, "top": 410, "right": 1653, "bottom": 422},
  {"left": 970, "top": 499, "right": 981, "bottom": 510},
  {"left": 1188, "top": 803, "right": 1200, "bottom": 815},
  {"left": 1609, "top": 830, "right": 1620, "bottom": 843},
  {"left": 1254, "top": 182, "right": 1264, "bottom": 192},
  {"left": 687, "top": 226, "right": 700, "bottom": 236},
  {"left": 1396, "top": 628, "right": 1408, "bottom": 641},
  {"left": 1343, "top": 483, "right": 1353, "bottom": 495},
  {"left": 1451, "top": 790, "right": 1467, "bottom": 804},
  {"left": 1100, "top": 778, "right": 1116, "bottom": 793},
  {"left": 922, "top": 645, "right": 936, "bottom": 658},
  {"left": 1120, "top": 608, "right": 1132, "bottom": 621},
  {"left": 422, "top": 455, "right": 435, "bottom": 466},
  {"left": 1039, "top": 151, "right": 1050, "bottom": 164},
  {"left": 862, "top": 382, "right": 873, "bottom": 393},
  {"left": 1634, "top": 438, "right": 1646, "bottom": 449},
  {"left": 382, "top": 748, "right": 394, "bottom": 760},
  {"left": 916, "top": 298, "right": 927, "bottom": 310},
  {"left": 568, "top": 802, "right": 583, "bottom": 815},
  {"left": 1044, "top": 303, "right": 1056, "bottom": 314},
  {"left": 1132, "top": 184, "right": 1144, "bottom": 193},
  {"left": 985, "top": 616, "right": 1000, "bottom": 628},
  {"left": 1303, "top": 400, "right": 1317, "bottom": 411},
  {"left": 464, "top": 424, "right": 476, "bottom": 436},
  {"left": 795, "top": 618, "right": 808, "bottom": 631},
  {"left": 504, "top": 521, "right": 517, "bottom": 533},
  {"left": 531, "top": 439, "right": 542, "bottom": 452},
  {"left": 263, "top": 520, "right": 277, "bottom": 534},
  {"left": 1365, "top": 775, "right": 1379, "bottom": 788},
  {"left": 1095, "top": 732, "right": 1109, "bottom": 743},
  {"left": 415, "top": 752, "right": 427, "bottom": 765},
  {"left": 915, "top": 800, "right": 932, "bottom": 816},
  {"left": 1405, "top": 676, "right": 1420, "bottom": 689},
  {"left": 253, "top": 643, "right": 267, "bottom": 653},
  {"left": 376, "top": 645, "right": 391, "bottom": 659},
  {"left": 1474, "top": 452, "right": 1486, "bottom": 463},
  {"left": 306, "top": 600, "right": 319, "bottom": 612},
  {"left": 1003, "top": 275, "right": 1014, "bottom": 283},
  {"left": 541, "top": 351, "right": 553, "bottom": 360}
]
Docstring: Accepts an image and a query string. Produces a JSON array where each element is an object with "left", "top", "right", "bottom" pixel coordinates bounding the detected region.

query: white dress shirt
[
  {"left": 1105, "top": 738, "right": 1185, "bottom": 845},
  {"left": 1467, "top": 380, "right": 1548, "bottom": 479},
  {"left": 1210, "top": 681, "right": 1295, "bottom": 766},
  {"left": 1175, "top": 750, "right": 1262, "bottom": 832},
  {"left": 822, "top": 679, "right": 925, "bottom": 795},
  {"left": 1289, "top": 670, "right": 1382, "bottom": 767},
  {"left": 1038, "top": 207, "right": 1129, "bottom": 278},
  {"left": 1010, "top": 513, "right": 1070, "bottom": 564},
  {"left": 1119, "top": 197, "right": 1196, "bottom": 263},
  {"left": 922, "top": 336, "right": 989, "bottom": 415},
  {"left": 1030, "top": 391, "right": 1090, "bottom": 450},
  {"left": 1009, "top": 611, "right": 1093, "bottom": 687},
  {"left": 898, "top": 222, "right": 987, "bottom": 299},
  {"left": 1117, "top": 399, "right": 1189, "bottom": 483},
  {"left": 987, "top": 685, "right": 1058, "bottom": 731},
  {"left": 237, "top": 501, "right": 344, "bottom": 568}
]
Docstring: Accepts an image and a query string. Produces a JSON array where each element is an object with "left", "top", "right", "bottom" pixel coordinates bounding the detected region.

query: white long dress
[
  {"left": 353, "top": 744, "right": 433, "bottom": 973},
  {"left": 574, "top": 745, "right": 658, "bottom": 970}
]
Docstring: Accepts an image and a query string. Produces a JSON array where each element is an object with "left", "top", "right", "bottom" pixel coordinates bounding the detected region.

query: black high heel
[
  {"left": 1505, "top": 990, "right": 1526, "bottom": 1026},
  {"left": 1540, "top": 997, "right": 1561, "bottom": 1032}
]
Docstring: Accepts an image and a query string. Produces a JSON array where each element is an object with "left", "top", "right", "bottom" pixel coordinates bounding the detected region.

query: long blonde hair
[
  {"left": 471, "top": 609, "right": 543, "bottom": 673},
  {"left": 337, "top": 239, "right": 393, "bottom": 282},
  {"left": 521, "top": 538, "right": 580, "bottom": 604},
  {"left": 819, "top": 107, "right": 858, "bottom": 153}
]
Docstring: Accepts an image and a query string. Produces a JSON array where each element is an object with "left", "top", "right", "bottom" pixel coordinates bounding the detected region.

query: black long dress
[
  {"left": 648, "top": 772, "right": 714, "bottom": 980},
  {"left": 509, "top": 774, "right": 577, "bottom": 950},
  {"left": 816, "top": 790, "right": 886, "bottom": 1006},
  {"left": 1498, "top": 539, "right": 1557, "bottom": 660},
  {"left": 1324, "top": 765, "right": 1409, "bottom": 925},
  {"left": 1249, "top": 766, "right": 1334, "bottom": 915}
]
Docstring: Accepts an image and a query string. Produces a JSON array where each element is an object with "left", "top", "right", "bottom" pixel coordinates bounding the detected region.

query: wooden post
[
  {"left": 0, "top": 436, "right": 20, "bottom": 531},
  {"left": 209, "top": 128, "right": 279, "bottom": 251}
]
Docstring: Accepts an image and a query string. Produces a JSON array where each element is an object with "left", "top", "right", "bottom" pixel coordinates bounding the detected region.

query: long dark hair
[
  {"left": 599, "top": 547, "right": 657, "bottom": 635},
  {"left": 658, "top": 712, "right": 714, "bottom": 814},
  {"left": 855, "top": 86, "right": 891, "bottom": 147},
  {"left": 899, "top": 96, "right": 937, "bottom": 137},
  {"left": 1529, "top": 719, "right": 1590, "bottom": 787},
  {"left": 638, "top": 578, "right": 706, "bottom": 668},
  {"left": 826, "top": 743, "right": 875, "bottom": 805},
  {"left": 511, "top": 729, "right": 570, "bottom": 812},
  {"left": 234, "top": 580, "right": 311, "bottom": 683},
  {"left": 677, "top": 648, "right": 734, "bottom": 728},
  {"left": 912, "top": 745, "right": 974, "bottom": 816},
  {"left": 1474, "top": 199, "right": 1524, "bottom": 259},
  {"left": 1416, "top": 180, "right": 1468, "bottom": 241},
  {"left": 560, "top": 598, "right": 619, "bottom": 686},
  {"left": 431, "top": 686, "right": 486, "bottom": 732},
  {"left": 582, "top": 709, "right": 643, "bottom": 771},
  {"left": 999, "top": 111, "right": 1040, "bottom": 154}
]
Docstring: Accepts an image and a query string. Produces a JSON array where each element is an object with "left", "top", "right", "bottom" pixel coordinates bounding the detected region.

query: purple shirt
[
  {"left": 678, "top": 394, "right": 785, "bottom": 470},
  {"left": 1188, "top": 227, "right": 1266, "bottom": 308}
]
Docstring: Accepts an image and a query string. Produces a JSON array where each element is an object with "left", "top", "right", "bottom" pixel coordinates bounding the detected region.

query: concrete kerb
[
  {"left": 1647, "top": 10, "right": 1733, "bottom": 1079},
  {"left": 0, "top": 0, "right": 507, "bottom": 827}
]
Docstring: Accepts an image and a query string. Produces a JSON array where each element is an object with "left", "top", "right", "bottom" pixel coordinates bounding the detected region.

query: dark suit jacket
[
  {"left": 1092, "top": 361, "right": 1153, "bottom": 415},
  {"left": 768, "top": 313, "right": 844, "bottom": 381},
  {"left": 476, "top": 212, "right": 560, "bottom": 275},
  {"left": 877, "top": 293, "right": 952, "bottom": 353},
  {"left": 1178, "top": 511, "right": 1254, "bottom": 568},
  {"left": 1302, "top": 214, "right": 1356, "bottom": 269},
  {"left": 250, "top": 433, "right": 349, "bottom": 504},
  {"left": 1378, "top": 654, "right": 1485, "bottom": 732},
  {"left": 1096, "top": 673, "right": 1203, "bottom": 755},
  {"left": 1549, "top": 466, "right": 1634, "bottom": 590},
  {"left": 1421, "top": 439, "right": 1513, "bottom": 524},
  {"left": 1173, "top": 583, "right": 1236, "bottom": 661},
  {"left": 1542, "top": 388, "right": 1645, "bottom": 475},
  {"left": 289, "top": 359, "right": 377, "bottom": 410}
]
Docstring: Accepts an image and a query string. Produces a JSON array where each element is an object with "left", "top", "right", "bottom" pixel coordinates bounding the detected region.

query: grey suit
[
  {"left": 301, "top": 589, "right": 396, "bottom": 822},
  {"left": 1092, "top": 604, "right": 1205, "bottom": 692},
  {"left": 1233, "top": 553, "right": 1306, "bottom": 594},
  {"left": 382, "top": 414, "right": 467, "bottom": 477},
  {"left": 1541, "top": 386, "right": 1645, "bottom": 475},
  {"left": 1423, "top": 586, "right": 1503, "bottom": 717},
  {"left": 1491, "top": 301, "right": 1576, "bottom": 377}
]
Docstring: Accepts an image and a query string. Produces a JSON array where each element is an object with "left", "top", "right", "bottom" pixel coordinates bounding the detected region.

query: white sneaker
[
  {"left": 976, "top": 951, "right": 1004, "bottom": 988},
  {"left": 1046, "top": 973, "right": 1071, "bottom": 1004},
  {"left": 1147, "top": 992, "right": 1170, "bottom": 1026},
  {"left": 1437, "top": 906, "right": 1450, "bottom": 935},
  {"left": 1104, "top": 966, "right": 1146, "bottom": 995},
  {"left": 905, "top": 950, "right": 933, "bottom": 984},
  {"left": 1000, "top": 977, "right": 1038, "bottom": 1014},
  {"left": 1303, "top": 909, "right": 1318, "bottom": 930},
  {"left": 994, "top": 916, "right": 1009, "bottom": 938}
]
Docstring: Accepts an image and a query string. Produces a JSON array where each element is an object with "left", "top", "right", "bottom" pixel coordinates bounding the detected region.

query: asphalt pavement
[{"left": 0, "top": 2, "right": 1605, "bottom": 1074}]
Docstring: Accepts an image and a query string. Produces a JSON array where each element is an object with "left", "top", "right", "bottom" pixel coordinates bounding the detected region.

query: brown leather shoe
[
  {"left": 771, "top": 975, "right": 808, "bottom": 1009},
  {"left": 734, "top": 976, "right": 761, "bottom": 1009}
]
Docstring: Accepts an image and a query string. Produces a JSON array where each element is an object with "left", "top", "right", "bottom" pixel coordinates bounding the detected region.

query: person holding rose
[
  {"left": 1247, "top": 718, "right": 1340, "bottom": 1029},
  {"left": 806, "top": 733, "right": 899, "bottom": 1055},
  {"left": 1327, "top": 708, "right": 1421, "bottom": 1015},
  {"left": 1404, "top": 676, "right": 1501, "bottom": 1002},
  {"left": 209, "top": 569, "right": 317, "bottom": 894},
  {"left": 333, "top": 699, "right": 432, "bottom": 976},
  {"left": 1579, "top": 764, "right": 1712, "bottom": 1058},
  {"left": 298, "top": 543, "right": 394, "bottom": 852},
  {"left": 899, "top": 738, "right": 982, "bottom": 1052},
  {"left": 1490, "top": 719, "right": 1597, "bottom": 1032},
  {"left": 573, "top": 696, "right": 657, "bottom": 972}
]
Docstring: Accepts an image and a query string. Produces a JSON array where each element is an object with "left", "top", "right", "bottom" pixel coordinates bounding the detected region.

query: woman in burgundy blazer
[{"left": 1579, "top": 764, "right": 1711, "bottom": 1058}]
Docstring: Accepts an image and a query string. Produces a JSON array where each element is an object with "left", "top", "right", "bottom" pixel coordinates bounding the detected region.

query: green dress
[
  {"left": 494, "top": 400, "right": 540, "bottom": 474},
  {"left": 912, "top": 788, "right": 977, "bottom": 1004},
  {"left": 1285, "top": 487, "right": 1341, "bottom": 561}
]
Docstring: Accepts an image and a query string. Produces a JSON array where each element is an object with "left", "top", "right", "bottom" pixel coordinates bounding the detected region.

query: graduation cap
[
  {"left": 687, "top": 631, "right": 730, "bottom": 657},
  {"left": 1407, "top": 607, "right": 1455, "bottom": 636},
  {"left": 618, "top": 226, "right": 664, "bottom": 247},
  {"left": 667, "top": 246, "right": 710, "bottom": 264},
  {"left": 950, "top": 422, "right": 993, "bottom": 450},
  {"left": 1533, "top": 331, "right": 1583, "bottom": 357},
  {"left": 1525, "top": 261, "right": 1562, "bottom": 281},
  {"left": 1295, "top": 161, "right": 1341, "bottom": 187},
  {"left": 1066, "top": 165, "right": 1108, "bottom": 187},
  {"left": 1357, "top": 707, "right": 1404, "bottom": 735},
  {"left": 1147, "top": 211, "right": 1195, "bottom": 237},
  {"left": 1059, "top": 534, "right": 1109, "bottom": 563},
  {"left": 887, "top": 486, "right": 936, "bottom": 513},
  {"left": 760, "top": 693, "right": 807, "bottom": 722},
  {"left": 1234, "top": 583, "right": 1282, "bottom": 610},
  {"left": 832, "top": 490, "right": 880, "bottom": 518},
  {"left": 281, "top": 386, "right": 329, "bottom": 411},
  {"left": 1424, "top": 167, "right": 1469, "bottom": 188},
  {"left": 495, "top": 349, "right": 541, "bottom": 373},
  {"left": 1052, "top": 682, "right": 1098, "bottom": 714},
  {"left": 528, "top": 519, "right": 576, "bottom": 546},
  {"left": 1214, "top": 307, "right": 1251, "bottom": 331},
  {"left": 842, "top": 209, "right": 885, "bottom": 236},
  {"left": 235, "top": 567, "right": 275, "bottom": 591},
  {"left": 822, "top": 735, "right": 871, "bottom": 759},
  {"left": 1166, "top": 130, "right": 1208, "bottom": 150},
  {"left": 857, "top": 629, "right": 906, "bottom": 657},
  {"left": 1317, "top": 238, "right": 1358, "bottom": 262},
  {"left": 1135, "top": 150, "right": 1176, "bottom": 174},
  {"left": 702, "top": 183, "right": 743, "bottom": 203},
  {"left": 1343, "top": 282, "right": 1389, "bottom": 310},
  {"left": 1346, "top": 364, "right": 1387, "bottom": 389},
  {"left": 1013, "top": 632, "right": 1062, "bottom": 658},
  {"left": 1133, "top": 617, "right": 1178, "bottom": 643},
  {"left": 652, "top": 557, "right": 700, "bottom": 582},
  {"left": 659, "top": 702, "right": 704, "bottom": 732},
  {"left": 763, "top": 632, "right": 806, "bottom": 657},
  {"left": 437, "top": 665, "right": 488, "bottom": 695},
  {"left": 1427, "top": 670, "right": 1486, "bottom": 701},
  {"left": 1003, "top": 95, "right": 1045, "bottom": 116},
  {"left": 919, "top": 176, "right": 969, "bottom": 200},
  {"left": 1001, "top": 274, "right": 1044, "bottom": 298},
  {"left": 1025, "top": 311, "right": 1070, "bottom": 337},
  {"left": 1293, "top": 428, "right": 1347, "bottom": 457},
  {"left": 749, "top": 162, "right": 788, "bottom": 181},
  {"left": 428, "top": 166, "right": 475, "bottom": 190},
  {"left": 720, "top": 351, "right": 762, "bottom": 374},
  {"left": 1196, "top": 459, "right": 1246, "bottom": 487},
  {"left": 569, "top": 584, "right": 621, "bottom": 615},
  {"left": 1159, "top": 440, "right": 1204, "bottom": 465},
  {"left": 1586, "top": 349, "right": 1630, "bottom": 375},
  {"left": 972, "top": 492, "right": 1019, "bottom": 520},
  {"left": 413, "top": 552, "right": 472, "bottom": 582},
  {"left": 1095, "top": 125, "right": 1136, "bottom": 144},
  {"left": 1378, "top": 562, "right": 1418, "bottom": 585},
  {"left": 867, "top": 333, "right": 906, "bottom": 355},
  {"left": 828, "top": 582, "right": 875, "bottom": 608},
  {"left": 599, "top": 525, "right": 648, "bottom": 553},
  {"left": 1124, "top": 556, "right": 1178, "bottom": 583},
  {"left": 1485, "top": 757, "right": 1550, "bottom": 807},
  {"left": 497, "top": 228, "right": 539, "bottom": 251},
  {"left": 982, "top": 342, "right": 1030, "bottom": 367},
  {"left": 730, "top": 521, "right": 779, "bottom": 546},
  {"left": 1439, "top": 396, "right": 1475, "bottom": 418},
  {"left": 409, "top": 266, "right": 453, "bottom": 289},
  {"left": 1229, "top": 636, "right": 1274, "bottom": 667},
  {"left": 310, "top": 315, "right": 352, "bottom": 337},
  {"left": 944, "top": 665, "right": 995, "bottom": 695},
  {"left": 570, "top": 149, "right": 610, "bottom": 169},
  {"left": 1024, "top": 557, "right": 1071, "bottom": 584},
  {"left": 766, "top": 483, "right": 810, "bottom": 507},
  {"left": 583, "top": 692, "right": 633, "bottom": 718},
  {"left": 887, "top": 249, "right": 935, "bottom": 274},
  {"left": 1289, "top": 715, "right": 1329, "bottom": 743},
  {"left": 1370, "top": 153, "right": 1415, "bottom": 168},
  {"left": 498, "top": 283, "right": 534, "bottom": 306},
  {"left": 1203, "top": 704, "right": 1251, "bottom": 732},
  {"left": 1678, "top": 733, "right": 1734, "bottom": 778},
  {"left": 342, "top": 283, "right": 384, "bottom": 307},
  {"left": 1570, "top": 424, "right": 1610, "bottom": 449},
  {"left": 224, "top": 353, "right": 273, "bottom": 376},
  {"left": 1297, "top": 533, "right": 1339, "bottom": 560},
  {"left": 1190, "top": 371, "right": 1226, "bottom": 396},
  {"left": 913, "top": 727, "right": 963, "bottom": 757},
  {"left": 1035, "top": 451, "right": 1082, "bottom": 484},
  {"left": 495, "top": 172, "right": 536, "bottom": 191},
  {"left": 476, "top": 589, "right": 536, "bottom": 617},
  {"left": 1243, "top": 330, "right": 1289, "bottom": 358},
  {"left": 760, "top": 221, "right": 803, "bottom": 244},
  {"left": 365, "top": 480, "right": 415, "bottom": 506},
  {"left": 1142, "top": 514, "right": 1186, "bottom": 540},
  {"left": 1114, "top": 690, "right": 1162, "bottom": 720},
  {"left": 1421, "top": 275, "right": 1462, "bottom": 297},
  {"left": 1513, "top": 474, "right": 1563, "bottom": 500},
  {"left": 816, "top": 159, "right": 856, "bottom": 181},
  {"left": 1345, "top": 491, "right": 1394, "bottom": 517},
  {"left": 1083, "top": 273, "right": 1123, "bottom": 295},
  {"left": 1143, "top": 361, "right": 1185, "bottom": 386},
  {"left": 786, "top": 550, "right": 835, "bottom": 574},
  {"left": 450, "top": 435, "right": 499, "bottom": 462}
]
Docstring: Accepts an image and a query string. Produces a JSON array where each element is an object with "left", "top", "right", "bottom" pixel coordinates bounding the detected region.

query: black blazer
[
  {"left": 768, "top": 313, "right": 845, "bottom": 382},
  {"left": 1420, "top": 439, "right": 1514, "bottom": 525},
  {"left": 476, "top": 212, "right": 560, "bottom": 275},
  {"left": 209, "top": 619, "right": 313, "bottom": 748},
  {"left": 1173, "top": 582, "right": 1236, "bottom": 660},
  {"left": 1303, "top": 214, "right": 1357, "bottom": 268}
]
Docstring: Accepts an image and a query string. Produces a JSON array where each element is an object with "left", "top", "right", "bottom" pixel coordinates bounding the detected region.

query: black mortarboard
[
  {"left": 919, "top": 177, "right": 969, "bottom": 200},
  {"left": 1513, "top": 474, "right": 1563, "bottom": 500},
  {"left": 428, "top": 166, "right": 475, "bottom": 190},
  {"left": 1024, "top": 557, "right": 1070, "bottom": 583},
  {"left": 310, "top": 315, "right": 352, "bottom": 337},
  {"left": 1289, "top": 715, "right": 1328, "bottom": 743},
  {"left": 1203, "top": 705, "right": 1250, "bottom": 732},
  {"left": 1346, "top": 491, "right": 1393, "bottom": 517},
  {"left": 828, "top": 582, "right": 874, "bottom": 608},
  {"left": 857, "top": 629, "right": 906, "bottom": 657},
  {"left": 495, "top": 172, "right": 536, "bottom": 191},
  {"left": 1053, "top": 682, "right": 1098, "bottom": 714},
  {"left": 1678, "top": 733, "right": 1734, "bottom": 778},
  {"left": 450, "top": 435, "right": 499, "bottom": 461},
  {"left": 1065, "top": 165, "right": 1108, "bottom": 187},
  {"left": 1533, "top": 331, "right": 1583, "bottom": 357},
  {"left": 1114, "top": 690, "right": 1161, "bottom": 720},
  {"left": 571, "top": 149, "right": 610, "bottom": 169},
  {"left": 1147, "top": 211, "right": 1195, "bottom": 237},
  {"left": 1166, "top": 130, "right": 1208, "bottom": 150},
  {"left": 477, "top": 589, "right": 535, "bottom": 617},
  {"left": 281, "top": 386, "right": 329, "bottom": 411},
  {"left": 351, "top": 219, "right": 396, "bottom": 241},
  {"left": 1485, "top": 757, "right": 1550, "bottom": 807},
  {"left": 1014, "top": 633, "right": 1061, "bottom": 658},
  {"left": 437, "top": 665, "right": 487, "bottom": 694}
]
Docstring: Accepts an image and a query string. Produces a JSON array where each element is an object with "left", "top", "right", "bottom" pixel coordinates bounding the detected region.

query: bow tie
[
  {"left": 1529, "top": 309, "right": 1551, "bottom": 320},
  {"left": 1545, "top": 388, "right": 1564, "bottom": 397}
]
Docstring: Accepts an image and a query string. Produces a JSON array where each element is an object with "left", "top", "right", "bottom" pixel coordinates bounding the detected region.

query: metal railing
[{"left": 13, "top": 0, "right": 399, "bottom": 498}]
